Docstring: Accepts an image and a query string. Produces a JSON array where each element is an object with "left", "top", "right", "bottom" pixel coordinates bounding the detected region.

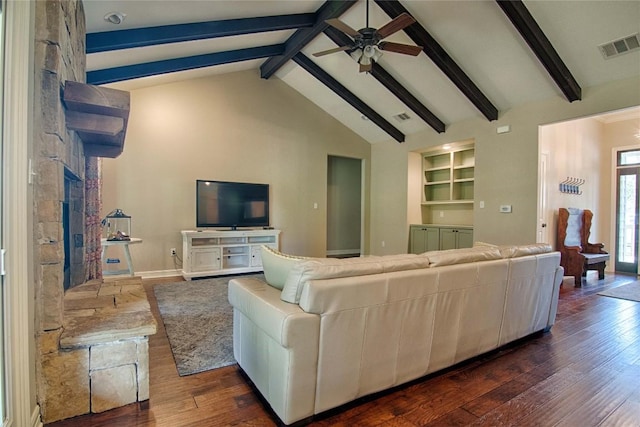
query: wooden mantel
[{"left": 63, "top": 81, "right": 130, "bottom": 158}]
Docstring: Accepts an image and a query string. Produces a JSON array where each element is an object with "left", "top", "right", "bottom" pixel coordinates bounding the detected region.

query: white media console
[{"left": 181, "top": 229, "right": 281, "bottom": 280}]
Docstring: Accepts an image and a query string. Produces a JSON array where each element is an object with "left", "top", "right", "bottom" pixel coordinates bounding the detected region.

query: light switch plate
[{"left": 500, "top": 205, "right": 512, "bottom": 213}]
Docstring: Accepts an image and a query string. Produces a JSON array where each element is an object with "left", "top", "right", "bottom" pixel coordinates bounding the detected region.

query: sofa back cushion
[
  {"left": 261, "top": 246, "right": 309, "bottom": 290},
  {"left": 425, "top": 246, "right": 502, "bottom": 267},
  {"left": 473, "top": 242, "right": 553, "bottom": 259},
  {"left": 500, "top": 243, "right": 552, "bottom": 258},
  {"left": 281, "top": 254, "right": 431, "bottom": 304}
]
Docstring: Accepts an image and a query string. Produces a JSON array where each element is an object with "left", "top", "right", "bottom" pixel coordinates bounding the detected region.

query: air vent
[
  {"left": 393, "top": 112, "right": 411, "bottom": 122},
  {"left": 598, "top": 33, "right": 640, "bottom": 59}
]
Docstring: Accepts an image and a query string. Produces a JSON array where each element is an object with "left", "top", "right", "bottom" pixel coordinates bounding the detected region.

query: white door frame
[
  {"left": 537, "top": 151, "right": 551, "bottom": 244},
  {"left": 611, "top": 144, "right": 640, "bottom": 276},
  {"left": 2, "top": 1, "right": 37, "bottom": 426}
]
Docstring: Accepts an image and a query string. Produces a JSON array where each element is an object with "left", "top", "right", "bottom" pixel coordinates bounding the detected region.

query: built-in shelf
[{"left": 422, "top": 146, "right": 475, "bottom": 205}]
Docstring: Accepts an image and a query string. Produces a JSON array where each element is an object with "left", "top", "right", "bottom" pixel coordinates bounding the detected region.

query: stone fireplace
[{"left": 33, "top": 1, "right": 153, "bottom": 423}]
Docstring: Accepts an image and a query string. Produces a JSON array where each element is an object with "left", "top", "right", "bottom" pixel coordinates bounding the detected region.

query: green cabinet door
[
  {"left": 439, "top": 227, "right": 474, "bottom": 250},
  {"left": 410, "top": 225, "right": 440, "bottom": 254}
]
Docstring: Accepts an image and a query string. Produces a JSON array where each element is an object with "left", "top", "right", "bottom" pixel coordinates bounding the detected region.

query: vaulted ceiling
[{"left": 84, "top": 0, "right": 640, "bottom": 144}]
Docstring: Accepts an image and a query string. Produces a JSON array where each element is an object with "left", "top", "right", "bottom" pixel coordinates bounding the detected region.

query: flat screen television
[{"left": 196, "top": 180, "right": 269, "bottom": 229}]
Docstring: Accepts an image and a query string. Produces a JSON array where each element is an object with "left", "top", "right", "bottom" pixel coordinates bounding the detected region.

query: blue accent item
[
  {"left": 87, "top": 44, "right": 286, "bottom": 85},
  {"left": 260, "top": 1, "right": 357, "bottom": 79},
  {"left": 106, "top": 258, "right": 121, "bottom": 264},
  {"left": 86, "top": 14, "right": 316, "bottom": 53}
]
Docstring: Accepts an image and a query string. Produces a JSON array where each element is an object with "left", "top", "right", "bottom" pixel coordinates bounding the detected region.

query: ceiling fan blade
[
  {"left": 378, "top": 41, "right": 423, "bottom": 56},
  {"left": 313, "top": 45, "right": 352, "bottom": 57},
  {"left": 376, "top": 12, "right": 416, "bottom": 39},
  {"left": 325, "top": 18, "right": 359, "bottom": 38}
]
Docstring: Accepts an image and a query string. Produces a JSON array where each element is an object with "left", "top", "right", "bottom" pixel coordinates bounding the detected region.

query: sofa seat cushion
[
  {"left": 281, "top": 254, "right": 431, "bottom": 304},
  {"left": 425, "top": 246, "right": 502, "bottom": 267},
  {"left": 261, "top": 246, "right": 309, "bottom": 290}
]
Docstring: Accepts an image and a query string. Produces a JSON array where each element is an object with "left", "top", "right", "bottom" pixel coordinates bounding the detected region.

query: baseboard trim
[
  {"left": 138, "top": 269, "right": 182, "bottom": 280},
  {"left": 31, "top": 405, "right": 43, "bottom": 427}
]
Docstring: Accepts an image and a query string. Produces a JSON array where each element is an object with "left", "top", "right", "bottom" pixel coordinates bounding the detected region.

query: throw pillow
[
  {"left": 565, "top": 208, "right": 583, "bottom": 247},
  {"left": 260, "top": 246, "right": 307, "bottom": 290}
]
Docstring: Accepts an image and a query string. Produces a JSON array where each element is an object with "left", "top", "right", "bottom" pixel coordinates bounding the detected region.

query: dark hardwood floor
[{"left": 47, "top": 273, "right": 640, "bottom": 427}]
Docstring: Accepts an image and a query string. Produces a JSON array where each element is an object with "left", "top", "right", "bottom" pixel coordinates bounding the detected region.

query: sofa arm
[
  {"left": 228, "top": 276, "right": 320, "bottom": 425},
  {"left": 546, "top": 266, "right": 564, "bottom": 330},
  {"left": 228, "top": 276, "right": 317, "bottom": 348}
]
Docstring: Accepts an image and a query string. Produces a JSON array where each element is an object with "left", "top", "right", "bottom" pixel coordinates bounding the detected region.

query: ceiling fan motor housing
[{"left": 357, "top": 27, "right": 381, "bottom": 47}]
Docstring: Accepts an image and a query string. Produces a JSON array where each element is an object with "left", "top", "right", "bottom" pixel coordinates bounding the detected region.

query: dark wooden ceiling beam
[
  {"left": 87, "top": 44, "right": 285, "bottom": 85},
  {"left": 324, "top": 26, "right": 446, "bottom": 133},
  {"left": 375, "top": 0, "right": 499, "bottom": 121},
  {"left": 496, "top": 0, "right": 581, "bottom": 102},
  {"left": 293, "top": 53, "right": 405, "bottom": 143},
  {"left": 86, "top": 14, "right": 316, "bottom": 53},
  {"left": 260, "top": 0, "right": 357, "bottom": 79}
]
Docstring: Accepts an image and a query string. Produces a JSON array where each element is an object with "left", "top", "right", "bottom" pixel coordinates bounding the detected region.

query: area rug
[
  {"left": 597, "top": 281, "right": 640, "bottom": 302},
  {"left": 153, "top": 274, "right": 263, "bottom": 376}
]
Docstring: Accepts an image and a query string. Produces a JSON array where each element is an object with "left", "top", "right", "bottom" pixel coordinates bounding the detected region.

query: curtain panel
[{"left": 85, "top": 156, "right": 102, "bottom": 280}]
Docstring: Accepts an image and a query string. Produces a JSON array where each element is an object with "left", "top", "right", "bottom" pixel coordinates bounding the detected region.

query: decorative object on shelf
[
  {"left": 559, "top": 177, "right": 584, "bottom": 195},
  {"left": 101, "top": 208, "right": 131, "bottom": 240}
]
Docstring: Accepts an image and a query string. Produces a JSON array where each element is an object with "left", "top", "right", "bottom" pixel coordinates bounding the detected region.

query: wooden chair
[{"left": 557, "top": 208, "right": 610, "bottom": 286}]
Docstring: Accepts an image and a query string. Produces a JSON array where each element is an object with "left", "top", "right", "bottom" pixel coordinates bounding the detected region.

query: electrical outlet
[{"left": 170, "top": 248, "right": 177, "bottom": 256}]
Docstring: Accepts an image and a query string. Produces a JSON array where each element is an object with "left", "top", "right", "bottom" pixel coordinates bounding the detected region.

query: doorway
[
  {"left": 327, "top": 155, "right": 362, "bottom": 258},
  {"left": 615, "top": 149, "right": 640, "bottom": 274}
]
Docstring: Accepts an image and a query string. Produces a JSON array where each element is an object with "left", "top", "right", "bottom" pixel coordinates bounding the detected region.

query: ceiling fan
[{"left": 313, "top": 0, "right": 423, "bottom": 73}]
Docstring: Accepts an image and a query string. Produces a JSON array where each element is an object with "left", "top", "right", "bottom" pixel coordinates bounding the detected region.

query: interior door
[
  {"left": 615, "top": 158, "right": 640, "bottom": 274},
  {"left": 537, "top": 152, "right": 551, "bottom": 243},
  {"left": 326, "top": 156, "right": 362, "bottom": 257}
]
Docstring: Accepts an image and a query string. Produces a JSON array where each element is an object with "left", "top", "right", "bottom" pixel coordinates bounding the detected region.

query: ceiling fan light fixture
[
  {"left": 350, "top": 48, "right": 363, "bottom": 62},
  {"left": 371, "top": 47, "right": 383, "bottom": 63},
  {"left": 360, "top": 45, "right": 382, "bottom": 65},
  {"left": 316, "top": 0, "right": 419, "bottom": 73},
  {"left": 363, "top": 45, "right": 376, "bottom": 58}
]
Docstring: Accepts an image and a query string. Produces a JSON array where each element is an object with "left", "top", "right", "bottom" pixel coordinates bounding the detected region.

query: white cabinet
[
  {"left": 250, "top": 246, "right": 264, "bottom": 267},
  {"left": 190, "top": 247, "right": 222, "bottom": 272},
  {"left": 181, "top": 229, "right": 280, "bottom": 280}
]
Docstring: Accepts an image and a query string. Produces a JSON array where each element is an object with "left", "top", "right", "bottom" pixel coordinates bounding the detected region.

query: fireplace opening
[
  {"left": 63, "top": 168, "right": 84, "bottom": 291},
  {"left": 63, "top": 177, "right": 70, "bottom": 290}
]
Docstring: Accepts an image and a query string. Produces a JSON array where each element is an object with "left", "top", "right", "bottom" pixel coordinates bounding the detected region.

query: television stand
[{"left": 181, "top": 229, "right": 280, "bottom": 280}]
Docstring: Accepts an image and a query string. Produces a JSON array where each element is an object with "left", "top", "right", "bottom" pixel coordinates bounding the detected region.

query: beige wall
[
  {"left": 537, "top": 112, "right": 640, "bottom": 270},
  {"left": 540, "top": 118, "right": 604, "bottom": 246},
  {"left": 102, "top": 70, "right": 371, "bottom": 274},
  {"left": 370, "top": 76, "right": 640, "bottom": 255}
]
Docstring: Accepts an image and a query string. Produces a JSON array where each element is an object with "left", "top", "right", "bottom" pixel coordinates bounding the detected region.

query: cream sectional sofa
[{"left": 228, "top": 244, "right": 563, "bottom": 425}]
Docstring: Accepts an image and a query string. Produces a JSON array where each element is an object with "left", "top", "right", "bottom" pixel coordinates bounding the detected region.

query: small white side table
[{"left": 101, "top": 237, "right": 143, "bottom": 276}]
